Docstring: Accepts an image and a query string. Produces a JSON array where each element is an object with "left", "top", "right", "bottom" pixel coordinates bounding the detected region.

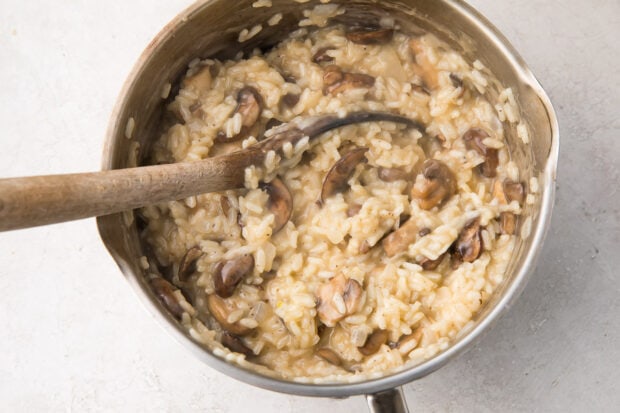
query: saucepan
[{"left": 96, "top": 0, "right": 559, "bottom": 411}]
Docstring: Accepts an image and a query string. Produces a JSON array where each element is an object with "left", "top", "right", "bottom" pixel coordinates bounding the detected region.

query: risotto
[{"left": 140, "top": 7, "right": 530, "bottom": 383}]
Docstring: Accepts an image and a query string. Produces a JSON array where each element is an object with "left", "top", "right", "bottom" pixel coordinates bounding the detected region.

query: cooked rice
[
  {"left": 252, "top": 0, "right": 272, "bottom": 8},
  {"left": 141, "top": 15, "right": 529, "bottom": 383},
  {"left": 238, "top": 25, "right": 263, "bottom": 43},
  {"left": 267, "top": 13, "right": 283, "bottom": 26},
  {"left": 124, "top": 117, "right": 135, "bottom": 139}
]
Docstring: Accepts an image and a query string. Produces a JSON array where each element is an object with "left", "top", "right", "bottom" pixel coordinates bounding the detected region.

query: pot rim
[{"left": 98, "top": 0, "right": 559, "bottom": 398}]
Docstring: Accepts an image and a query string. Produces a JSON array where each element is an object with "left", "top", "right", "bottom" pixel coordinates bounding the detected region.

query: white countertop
[{"left": 1, "top": 1, "right": 619, "bottom": 411}]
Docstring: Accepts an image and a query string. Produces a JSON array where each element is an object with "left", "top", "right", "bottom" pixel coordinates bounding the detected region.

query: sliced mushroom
[
  {"left": 206, "top": 294, "right": 253, "bottom": 335},
  {"left": 449, "top": 73, "right": 463, "bottom": 89},
  {"left": 265, "top": 117, "right": 283, "bottom": 132},
  {"left": 317, "top": 275, "right": 363, "bottom": 327},
  {"left": 358, "top": 240, "right": 371, "bottom": 254},
  {"left": 378, "top": 167, "right": 409, "bottom": 182},
  {"left": 343, "top": 277, "right": 363, "bottom": 315},
  {"left": 260, "top": 177, "right": 293, "bottom": 234},
  {"left": 382, "top": 218, "right": 418, "bottom": 258},
  {"left": 150, "top": 278, "right": 185, "bottom": 320},
  {"left": 499, "top": 212, "right": 516, "bottom": 235},
  {"left": 358, "top": 329, "right": 389, "bottom": 356},
  {"left": 419, "top": 251, "right": 447, "bottom": 271},
  {"left": 221, "top": 332, "right": 254, "bottom": 357},
  {"left": 216, "top": 86, "right": 264, "bottom": 143},
  {"left": 503, "top": 180, "right": 525, "bottom": 205},
  {"left": 345, "top": 27, "right": 394, "bottom": 45},
  {"left": 316, "top": 347, "right": 343, "bottom": 366},
  {"left": 418, "top": 227, "right": 432, "bottom": 237},
  {"left": 213, "top": 254, "right": 254, "bottom": 298},
  {"left": 462, "top": 128, "right": 499, "bottom": 178},
  {"left": 453, "top": 218, "right": 483, "bottom": 263},
  {"left": 396, "top": 327, "right": 423, "bottom": 355},
  {"left": 236, "top": 86, "right": 263, "bottom": 127},
  {"left": 411, "top": 159, "right": 457, "bottom": 210},
  {"left": 280, "top": 92, "right": 300, "bottom": 109},
  {"left": 320, "top": 147, "right": 368, "bottom": 204},
  {"left": 323, "top": 65, "right": 375, "bottom": 95},
  {"left": 189, "top": 101, "right": 202, "bottom": 113},
  {"left": 178, "top": 246, "right": 203, "bottom": 282},
  {"left": 182, "top": 66, "right": 212, "bottom": 91},
  {"left": 493, "top": 179, "right": 525, "bottom": 206},
  {"left": 312, "top": 47, "right": 335, "bottom": 63},
  {"left": 411, "top": 83, "right": 431, "bottom": 96}
]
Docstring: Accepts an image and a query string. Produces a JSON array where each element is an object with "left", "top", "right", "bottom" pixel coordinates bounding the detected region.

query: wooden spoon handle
[{"left": 0, "top": 158, "right": 247, "bottom": 231}]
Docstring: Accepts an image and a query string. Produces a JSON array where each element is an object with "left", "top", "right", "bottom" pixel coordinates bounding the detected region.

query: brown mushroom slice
[
  {"left": 493, "top": 179, "right": 525, "bottom": 206},
  {"left": 323, "top": 65, "right": 375, "bottom": 95},
  {"left": 343, "top": 277, "right": 364, "bottom": 314},
  {"left": 411, "top": 159, "right": 457, "bottom": 210},
  {"left": 182, "top": 66, "right": 212, "bottom": 91},
  {"left": 216, "top": 86, "right": 264, "bottom": 143},
  {"left": 499, "top": 212, "right": 516, "bottom": 235},
  {"left": 317, "top": 275, "right": 363, "bottom": 327},
  {"left": 396, "top": 327, "right": 423, "bottom": 355},
  {"left": 378, "top": 167, "right": 409, "bottom": 182},
  {"left": 221, "top": 332, "right": 254, "bottom": 358},
  {"left": 419, "top": 251, "right": 447, "bottom": 271},
  {"left": 206, "top": 294, "right": 253, "bottom": 336},
  {"left": 454, "top": 218, "right": 483, "bottom": 263},
  {"left": 236, "top": 86, "right": 263, "bottom": 127},
  {"left": 411, "top": 83, "right": 431, "bottom": 96},
  {"left": 462, "top": 128, "right": 499, "bottom": 178},
  {"left": 316, "top": 347, "right": 343, "bottom": 366},
  {"left": 358, "top": 329, "right": 389, "bottom": 356},
  {"left": 358, "top": 240, "right": 371, "bottom": 254},
  {"left": 189, "top": 101, "right": 202, "bottom": 113},
  {"left": 280, "top": 93, "right": 300, "bottom": 109},
  {"left": 150, "top": 278, "right": 185, "bottom": 320},
  {"left": 213, "top": 254, "right": 255, "bottom": 298},
  {"left": 382, "top": 218, "right": 418, "bottom": 258},
  {"left": 312, "top": 47, "right": 335, "bottom": 63},
  {"left": 345, "top": 27, "right": 394, "bottom": 45},
  {"left": 260, "top": 177, "right": 293, "bottom": 234},
  {"left": 418, "top": 227, "right": 432, "bottom": 237},
  {"left": 320, "top": 147, "right": 368, "bottom": 204},
  {"left": 503, "top": 180, "right": 525, "bottom": 205},
  {"left": 265, "top": 117, "right": 283, "bottom": 132},
  {"left": 449, "top": 73, "right": 464, "bottom": 89},
  {"left": 178, "top": 246, "right": 203, "bottom": 282}
]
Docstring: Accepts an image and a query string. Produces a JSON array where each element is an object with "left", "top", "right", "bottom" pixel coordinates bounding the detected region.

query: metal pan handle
[{"left": 366, "top": 387, "right": 409, "bottom": 413}]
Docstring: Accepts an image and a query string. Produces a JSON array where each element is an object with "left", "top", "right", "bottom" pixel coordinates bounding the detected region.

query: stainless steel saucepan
[{"left": 97, "top": 1, "right": 559, "bottom": 411}]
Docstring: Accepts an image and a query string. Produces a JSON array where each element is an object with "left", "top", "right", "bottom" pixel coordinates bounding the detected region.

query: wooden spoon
[{"left": 0, "top": 112, "right": 421, "bottom": 231}]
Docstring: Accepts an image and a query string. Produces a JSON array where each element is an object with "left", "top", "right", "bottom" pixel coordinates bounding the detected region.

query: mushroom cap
[
  {"left": 260, "top": 177, "right": 293, "bottom": 234},
  {"left": 320, "top": 147, "right": 368, "bottom": 204},
  {"left": 213, "top": 254, "right": 254, "bottom": 298},
  {"left": 345, "top": 27, "right": 394, "bottom": 45},
  {"left": 411, "top": 159, "right": 457, "bottom": 210}
]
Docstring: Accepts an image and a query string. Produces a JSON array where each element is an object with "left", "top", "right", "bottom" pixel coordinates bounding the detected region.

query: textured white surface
[{"left": 1, "top": 0, "right": 619, "bottom": 411}]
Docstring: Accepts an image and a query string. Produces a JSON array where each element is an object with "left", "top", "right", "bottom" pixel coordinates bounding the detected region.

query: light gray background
[{"left": 1, "top": 0, "right": 618, "bottom": 411}]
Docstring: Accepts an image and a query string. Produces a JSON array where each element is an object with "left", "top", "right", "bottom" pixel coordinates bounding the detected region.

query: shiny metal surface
[
  {"left": 97, "top": 0, "right": 559, "bottom": 401},
  {"left": 366, "top": 388, "right": 409, "bottom": 413}
]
